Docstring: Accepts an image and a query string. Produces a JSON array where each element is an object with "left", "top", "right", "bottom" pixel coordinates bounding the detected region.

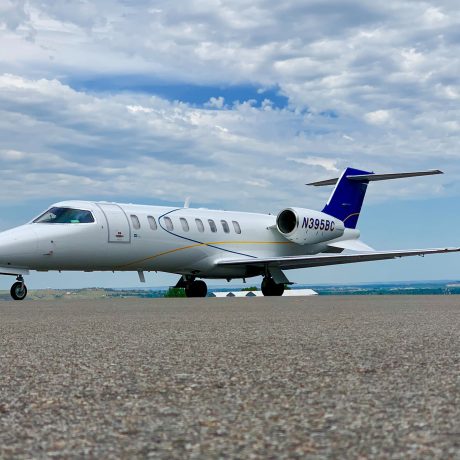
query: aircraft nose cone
[{"left": 0, "top": 225, "right": 38, "bottom": 266}]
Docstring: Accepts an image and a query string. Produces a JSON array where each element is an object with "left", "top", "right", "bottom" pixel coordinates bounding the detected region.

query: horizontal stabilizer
[
  {"left": 328, "top": 239, "right": 375, "bottom": 252},
  {"left": 308, "top": 169, "right": 443, "bottom": 186}
]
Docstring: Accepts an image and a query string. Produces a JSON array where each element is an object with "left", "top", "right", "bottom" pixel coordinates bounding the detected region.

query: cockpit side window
[{"left": 34, "top": 207, "right": 95, "bottom": 224}]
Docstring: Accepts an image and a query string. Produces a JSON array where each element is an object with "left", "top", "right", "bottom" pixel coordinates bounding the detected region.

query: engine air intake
[{"left": 277, "top": 209, "right": 297, "bottom": 235}]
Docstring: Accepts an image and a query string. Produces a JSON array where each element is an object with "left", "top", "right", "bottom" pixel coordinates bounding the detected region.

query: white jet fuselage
[{"left": 0, "top": 200, "right": 346, "bottom": 279}]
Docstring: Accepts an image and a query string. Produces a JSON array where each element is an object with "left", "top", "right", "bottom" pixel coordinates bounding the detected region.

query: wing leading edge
[{"left": 217, "top": 247, "right": 460, "bottom": 271}]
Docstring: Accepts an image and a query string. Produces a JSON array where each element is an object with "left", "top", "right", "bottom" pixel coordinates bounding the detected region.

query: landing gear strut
[
  {"left": 261, "top": 277, "right": 285, "bottom": 296},
  {"left": 176, "top": 276, "right": 208, "bottom": 298},
  {"left": 11, "top": 276, "right": 27, "bottom": 301}
]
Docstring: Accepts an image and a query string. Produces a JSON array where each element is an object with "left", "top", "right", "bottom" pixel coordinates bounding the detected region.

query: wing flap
[
  {"left": 0, "top": 266, "right": 29, "bottom": 276},
  {"left": 217, "top": 247, "right": 460, "bottom": 271},
  {"left": 328, "top": 239, "right": 375, "bottom": 252}
]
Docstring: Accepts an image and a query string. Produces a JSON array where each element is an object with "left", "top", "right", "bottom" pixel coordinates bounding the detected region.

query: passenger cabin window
[
  {"left": 130, "top": 215, "right": 140, "bottom": 230},
  {"left": 164, "top": 216, "right": 174, "bottom": 231},
  {"left": 34, "top": 207, "right": 94, "bottom": 224},
  {"left": 195, "top": 218, "right": 204, "bottom": 232},
  {"left": 147, "top": 216, "right": 157, "bottom": 230},
  {"left": 221, "top": 220, "right": 230, "bottom": 233},
  {"left": 180, "top": 217, "right": 189, "bottom": 232},
  {"left": 232, "top": 220, "right": 241, "bottom": 234},
  {"left": 208, "top": 219, "right": 217, "bottom": 233}
]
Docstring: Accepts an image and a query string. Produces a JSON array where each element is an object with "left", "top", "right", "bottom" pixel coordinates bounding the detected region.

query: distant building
[{"left": 210, "top": 289, "right": 317, "bottom": 297}]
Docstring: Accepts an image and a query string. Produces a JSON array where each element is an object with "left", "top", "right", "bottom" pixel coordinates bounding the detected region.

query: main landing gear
[
  {"left": 10, "top": 276, "right": 27, "bottom": 301},
  {"left": 176, "top": 276, "right": 208, "bottom": 298},
  {"left": 261, "top": 276, "right": 285, "bottom": 296},
  {"left": 175, "top": 275, "right": 285, "bottom": 297}
]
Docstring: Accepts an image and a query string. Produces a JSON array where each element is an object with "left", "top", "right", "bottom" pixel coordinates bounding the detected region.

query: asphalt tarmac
[{"left": 0, "top": 296, "right": 459, "bottom": 459}]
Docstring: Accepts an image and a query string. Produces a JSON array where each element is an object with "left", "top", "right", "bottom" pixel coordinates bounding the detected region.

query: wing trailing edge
[
  {"left": 216, "top": 247, "right": 460, "bottom": 271},
  {"left": 0, "top": 266, "right": 29, "bottom": 276},
  {"left": 327, "top": 239, "right": 375, "bottom": 252}
]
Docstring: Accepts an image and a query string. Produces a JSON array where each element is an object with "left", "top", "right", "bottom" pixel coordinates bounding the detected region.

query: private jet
[{"left": 1, "top": 167, "right": 458, "bottom": 300}]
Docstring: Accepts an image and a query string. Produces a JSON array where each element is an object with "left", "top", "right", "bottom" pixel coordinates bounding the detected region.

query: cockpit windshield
[{"left": 33, "top": 207, "right": 95, "bottom": 224}]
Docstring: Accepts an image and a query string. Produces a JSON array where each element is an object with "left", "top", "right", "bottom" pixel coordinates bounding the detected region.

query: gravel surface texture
[{"left": 0, "top": 296, "right": 459, "bottom": 459}]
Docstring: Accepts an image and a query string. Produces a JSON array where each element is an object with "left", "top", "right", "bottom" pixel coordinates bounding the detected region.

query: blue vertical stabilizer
[{"left": 322, "top": 167, "right": 373, "bottom": 229}]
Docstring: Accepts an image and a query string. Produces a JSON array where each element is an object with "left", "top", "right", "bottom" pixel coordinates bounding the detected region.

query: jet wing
[{"left": 217, "top": 247, "right": 460, "bottom": 271}]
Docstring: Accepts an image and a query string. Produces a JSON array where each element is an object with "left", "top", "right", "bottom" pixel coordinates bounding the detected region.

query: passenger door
[{"left": 96, "top": 203, "right": 131, "bottom": 243}]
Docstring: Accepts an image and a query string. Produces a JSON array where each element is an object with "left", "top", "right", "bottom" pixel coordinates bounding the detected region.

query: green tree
[{"left": 164, "top": 287, "right": 186, "bottom": 298}]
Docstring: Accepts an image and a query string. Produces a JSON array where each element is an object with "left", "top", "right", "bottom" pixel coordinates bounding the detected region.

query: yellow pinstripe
[{"left": 116, "top": 240, "right": 293, "bottom": 269}]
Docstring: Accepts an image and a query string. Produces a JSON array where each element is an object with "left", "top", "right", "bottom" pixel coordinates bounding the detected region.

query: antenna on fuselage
[{"left": 184, "top": 196, "right": 192, "bottom": 208}]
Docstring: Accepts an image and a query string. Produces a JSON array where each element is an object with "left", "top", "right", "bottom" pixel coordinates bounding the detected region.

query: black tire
[
  {"left": 261, "top": 277, "right": 285, "bottom": 296},
  {"left": 10, "top": 282, "right": 27, "bottom": 301},
  {"left": 185, "top": 280, "right": 208, "bottom": 298}
]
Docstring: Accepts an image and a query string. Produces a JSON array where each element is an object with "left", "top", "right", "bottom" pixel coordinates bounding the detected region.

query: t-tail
[
  {"left": 321, "top": 167, "right": 371, "bottom": 229},
  {"left": 308, "top": 167, "right": 443, "bottom": 229}
]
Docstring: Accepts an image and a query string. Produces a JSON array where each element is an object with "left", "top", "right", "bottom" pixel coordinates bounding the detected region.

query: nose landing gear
[{"left": 11, "top": 276, "right": 27, "bottom": 300}]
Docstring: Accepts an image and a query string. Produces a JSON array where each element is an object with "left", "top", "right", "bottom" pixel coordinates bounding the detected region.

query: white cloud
[
  {"left": 0, "top": 1, "right": 459, "bottom": 215},
  {"left": 0, "top": 0, "right": 29, "bottom": 31},
  {"left": 0, "top": 149, "right": 27, "bottom": 160},
  {"left": 0, "top": 71, "right": 457, "bottom": 221},
  {"left": 364, "top": 110, "right": 392, "bottom": 125},
  {"left": 204, "top": 96, "right": 225, "bottom": 109},
  {"left": 422, "top": 7, "right": 448, "bottom": 26},
  {"left": 288, "top": 157, "right": 339, "bottom": 173}
]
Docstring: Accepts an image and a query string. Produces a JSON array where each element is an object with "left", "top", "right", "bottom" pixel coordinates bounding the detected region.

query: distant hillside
[
  {"left": 0, "top": 280, "right": 459, "bottom": 301},
  {"left": 0, "top": 287, "right": 166, "bottom": 301}
]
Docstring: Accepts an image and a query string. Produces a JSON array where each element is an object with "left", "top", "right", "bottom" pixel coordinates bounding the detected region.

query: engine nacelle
[{"left": 276, "top": 207, "right": 344, "bottom": 245}]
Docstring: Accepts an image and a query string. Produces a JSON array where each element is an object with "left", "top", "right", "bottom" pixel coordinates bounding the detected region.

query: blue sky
[{"left": 0, "top": 0, "right": 459, "bottom": 289}]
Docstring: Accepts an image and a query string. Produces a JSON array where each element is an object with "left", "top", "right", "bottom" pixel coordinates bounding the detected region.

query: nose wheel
[{"left": 11, "top": 277, "right": 27, "bottom": 301}]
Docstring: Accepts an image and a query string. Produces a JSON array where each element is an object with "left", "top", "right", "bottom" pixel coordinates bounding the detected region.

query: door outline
[{"left": 96, "top": 203, "right": 132, "bottom": 243}]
